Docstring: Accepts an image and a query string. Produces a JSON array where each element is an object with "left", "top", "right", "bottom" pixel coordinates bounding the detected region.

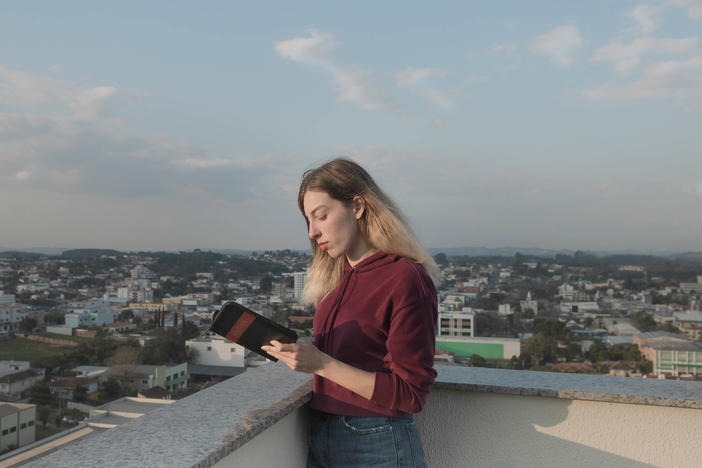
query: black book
[{"left": 210, "top": 301, "right": 298, "bottom": 361}]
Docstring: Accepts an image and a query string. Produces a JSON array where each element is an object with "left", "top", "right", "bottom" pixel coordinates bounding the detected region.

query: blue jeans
[{"left": 307, "top": 409, "right": 427, "bottom": 468}]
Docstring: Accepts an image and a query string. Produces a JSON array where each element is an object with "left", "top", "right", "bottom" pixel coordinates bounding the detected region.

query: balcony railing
[{"left": 14, "top": 364, "right": 702, "bottom": 468}]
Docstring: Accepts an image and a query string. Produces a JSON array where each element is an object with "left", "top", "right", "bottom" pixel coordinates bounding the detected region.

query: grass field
[
  {"left": 0, "top": 337, "right": 75, "bottom": 366},
  {"left": 35, "top": 425, "right": 63, "bottom": 441}
]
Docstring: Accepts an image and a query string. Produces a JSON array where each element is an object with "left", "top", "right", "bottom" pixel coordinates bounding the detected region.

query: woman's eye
[{"left": 319, "top": 215, "right": 327, "bottom": 221}]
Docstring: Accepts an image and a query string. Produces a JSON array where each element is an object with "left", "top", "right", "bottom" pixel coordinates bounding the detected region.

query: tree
[
  {"left": 259, "top": 276, "right": 273, "bottom": 293},
  {"left": 106, "top": 346, "right": 141, "bottom": 366},
  {"left": 181, "top": 321, "right": 200, "bottom": 340},
  {"left": 28, "top": 382, "right": 56, "bottom": 407},
  {"left": 73, "top": 384, "right": 88, "bottom": 403},
  {"left": 117, "top": 309, "right": 134, "bottom": 322},
  {"left": 434, "top": 253, "right": 448, "bottom": 266},
  {"left": 19, "top": 317, "right": 38, "bottom": 334},
  {"left": 100, "top": 377, "right": 123, "bottom": 400},
  {"left": 639, "top": 359, "right": 653, "bottom": 375},
  {"left": 38, "top": 406, "right": 50, "bottom": 428},
  {"left": 469, "top": 354, "right": 487, "bottom": 367}
]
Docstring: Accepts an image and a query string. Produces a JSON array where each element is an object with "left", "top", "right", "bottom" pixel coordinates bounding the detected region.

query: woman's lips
[{"left": 319, "top": 242, "right": 329, "bottom": 250}]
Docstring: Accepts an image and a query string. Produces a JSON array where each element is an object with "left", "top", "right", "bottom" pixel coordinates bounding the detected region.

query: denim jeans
[{"left": 307, "top": 409, "right": 427, "bottom": 468}]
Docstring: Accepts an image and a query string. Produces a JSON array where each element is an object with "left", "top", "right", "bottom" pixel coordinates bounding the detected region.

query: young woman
[{"left": 261, "top": 158, "right": 440, "bottom": 468}]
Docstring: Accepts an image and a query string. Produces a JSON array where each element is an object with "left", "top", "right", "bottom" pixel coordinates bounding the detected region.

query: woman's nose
[{"left": 309, "top": 223, "right": 321, "bottom": 239}]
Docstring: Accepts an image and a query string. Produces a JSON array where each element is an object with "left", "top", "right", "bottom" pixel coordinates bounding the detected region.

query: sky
[{"left": 1, "top": 1, "right": 701, "bottom": 253}]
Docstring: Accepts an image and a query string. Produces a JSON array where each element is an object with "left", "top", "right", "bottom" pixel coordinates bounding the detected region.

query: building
[
  {"left": 0, "top": 369, "right": 44, "bottom": 399},
  {"left": 0, "top": 303, "right": 30, "bottom": 334},
  {"left": 0, "top": 403, "right": 36, "bottom": 452},
  {"left": 437, "top": 310, "right": 474, "bottom": 338},
  {"left": 641, "top": 341, "right": 702, "bottom": 377},
  {"left": 101, "top": 363, "right": 188, "bottom": 393},
  {"left": 435, "top": 336, "right": 521, "bottom": 360},
  {"left": 293, "top": 272, "right": 307, "bottom": 300},
  {"left": 186, "top": 335, "right": 247, "bottom": 379},
  {"left": 520, "top": 291, "right": 538, "bottom": 315},
  {"left": 48, "top": 377, "right": 98, "bottom": 403},
  {"left": 673, "top": 310, "right": 702, "bottom": 340},
  {"left": 64, "top": 299, "right": 114, "bottom": 329},
  {"left": 679, "top": 283, "right": 702, "bottom": 294},
  {"left": 0, "top": 361, "right": 30, "bottom": 378},
  {"left": 0, "top": 293, "right": 15, "bottom": 305}
]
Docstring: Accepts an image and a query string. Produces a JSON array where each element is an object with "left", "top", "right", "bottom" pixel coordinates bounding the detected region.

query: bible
[{"left": 210, "top": 301, "right": 298, "bottom": 361}]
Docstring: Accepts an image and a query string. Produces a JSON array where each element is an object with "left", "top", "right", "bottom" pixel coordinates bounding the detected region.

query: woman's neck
[{"left": 346, "top": 238, "right": 375, "bottom": 267}]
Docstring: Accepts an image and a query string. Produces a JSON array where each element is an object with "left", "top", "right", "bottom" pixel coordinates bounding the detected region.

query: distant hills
[{"left": 1, "top": 246, "right": 701, "bottom": 265}]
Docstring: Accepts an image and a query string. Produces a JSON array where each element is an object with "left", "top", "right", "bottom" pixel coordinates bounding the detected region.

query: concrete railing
[{"left": 19, "top": 365, "right": 702, "bottom": 468}]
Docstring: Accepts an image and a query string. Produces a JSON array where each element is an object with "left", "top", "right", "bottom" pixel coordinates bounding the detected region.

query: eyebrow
[{"left": 306, "top": 205, "right": 328, "bottom": 218}]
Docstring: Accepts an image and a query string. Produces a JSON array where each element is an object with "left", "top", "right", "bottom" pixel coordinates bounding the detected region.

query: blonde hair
[{"left": 298, "top": 158, "right": 441, "bottom": 305}]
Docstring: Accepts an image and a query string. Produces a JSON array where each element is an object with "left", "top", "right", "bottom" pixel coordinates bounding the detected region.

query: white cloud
[
  {"left": 275, "top": 30, "right": 391, "bottom": 110},
  {"left": 0, "top": 65, "right": 117, "bottom": 119},
  {"left": 15, "top": 171, "right": 29, "bottom": 181},
  {"left": 629, "top": 4, "right": 663, "bottom": 33},
  {"left": 486, "top": 43, "right": 518, "bottom": 53},
  {"left": 665, "top": 0, "right": 702, "bottom": 20},
  {"left": 582, "top": 56, "right": 702, "bottom": 106},
  {"left": 274, "top": 29, "right": 335, "bottom": 63},
  {"left": 591, "top": 37, "right": 698, "bottom": 74},
  {"left": 682, "top": 181, "right": 702, "bottom": 194},
  {"left": 464, "top": 75, "right": 490, "bottom": 85},
  {"left": 395, "top": 67, "right": 454, "bottom": 108},
  {"left": 181, "top": 158, "right": 233, "bottom": 168},
  {"left": 529, "top": 23, "right": 586, "bottom": 67},
  {"left": 395, "top": 67, "right": 448, "bottom": 88}
]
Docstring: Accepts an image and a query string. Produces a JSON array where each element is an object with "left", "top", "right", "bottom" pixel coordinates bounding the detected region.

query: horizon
[{"left": 1, "top": 2, "right": 701, "bottom": 252}]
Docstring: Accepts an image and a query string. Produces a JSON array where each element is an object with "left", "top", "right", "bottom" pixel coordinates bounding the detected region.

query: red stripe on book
[{"left": 225, "top": 312, "right": 256, "bottom": 342}]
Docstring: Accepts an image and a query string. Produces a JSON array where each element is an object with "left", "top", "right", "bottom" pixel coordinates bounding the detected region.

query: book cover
[{"left": 210, "top": 301, "right": 298, "bottom": 361}]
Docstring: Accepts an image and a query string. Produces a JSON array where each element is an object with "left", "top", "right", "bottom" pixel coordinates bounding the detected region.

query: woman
[{"left": 261, "top": 158, "right": 440, "bottom": 467}]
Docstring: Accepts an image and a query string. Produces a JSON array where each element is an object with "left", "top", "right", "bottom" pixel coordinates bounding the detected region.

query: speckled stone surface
[
  {"left": 21, "top": 363, "right": 312, "bottom": 468},
  {"left": 434, "top": 365, "right": 702, "bottom": 409},
  {"left": 20, "top": 364, "right": 702, "bottom": 467}
]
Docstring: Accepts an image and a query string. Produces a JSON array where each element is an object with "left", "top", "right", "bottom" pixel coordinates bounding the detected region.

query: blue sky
[{"left": 1, "top": 1, "right": 701, "bottom": 252}]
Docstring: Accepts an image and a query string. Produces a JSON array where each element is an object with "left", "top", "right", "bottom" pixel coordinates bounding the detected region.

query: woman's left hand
[{"left": 261, "top": 339, "right": 332, "bottom": 374}]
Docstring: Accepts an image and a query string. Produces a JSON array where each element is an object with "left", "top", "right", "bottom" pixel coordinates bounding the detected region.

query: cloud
[
  {"left": 274, "top": 28, "right": 335, "bottom": 63},
  {"left": 529, "top": 23, "right": 586, "bottom": 67},
  {"left": 0, "top": 65, "right": 117, "bottom": 119},
  {"left": 15, "top": 171, "right": 30, "bottom": 181},
  {"left": 628, "top": 4, "right": 663, "bottom": 34},
  {"left": 582, "top": 56, "right": 702, "bottom": 107},
  {"left": 682, "top": 181, "right": 702, "bottom": 194},
  {"left": 395, "top": 67, "right": 457, "bottom": 109},
  {"left": 487, "top": 43, "right": 518, "bottom": 53},
  {"left": 395, "top": 68, "right": 448, "bottom": 88},
  {"left": 275, "top": 30, "right": 391, "bottom": 111},
  {"left": 591, "top": 37, "right": 698, "bottom": 74},
  {"left": 665, "top": 0, "right": 702, "bottom": 20},
  {"left": 181, "top": 158, "right": 233, "bottom": 168}
]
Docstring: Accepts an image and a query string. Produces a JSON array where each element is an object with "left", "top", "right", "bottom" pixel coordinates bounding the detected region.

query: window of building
[
  {"left": 166, "top": 375, "right": 171, "bottom": 381},
  {"left": 180, "top": 371, "right": 184, "bottom": 376},
  {"left": 207, "top": 346, "right": 212, "bottom": 351},
  {"left": 231, "top": 348, "right": 237, "bottom": 353},
  {"left": 1, "top": 429, "right": 7, "bottom": 435},
  {"left": 10, "top": 426, "right": 16, "bottom": 433},
  {"left": 28, "top": 421, "right": 34, "bottom": 427},
  {"left": 21, "top": 423, "right": 27, "bottom": 429}
]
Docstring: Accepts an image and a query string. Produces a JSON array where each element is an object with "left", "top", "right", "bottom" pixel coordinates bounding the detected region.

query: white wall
[
  {"left": 213, "top": 407, "right": 309, "bottom": 468},
  {"left": 415, "top": 389, "right": 702, "bottom": 468}
]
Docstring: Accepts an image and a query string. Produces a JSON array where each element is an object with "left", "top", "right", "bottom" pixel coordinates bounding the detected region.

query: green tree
[
  {"left": 28, "top": 382, "right": 56, "bottom": 407},
  {"left": 639, "top": 359, "right": 653, "bottom": 375},
  {"left": 38, "top": 406, "right": 50, "bottom": 428},
  {"left": 433, "top": 253, "right": 448, "bottom": 266},
  {"left": 19, "top": 317, "right": 38, "bottom": 334},
  {"left": 100, "top": 377, "right": 123, "bottom": 400},
  {"left": 181, "top": 321, "right": 200, "bottom": 340},
  {"left": 469, "top": 354, "right": 487, "bottom": 367},
  {"left": 73, "top": 385, "right": 88, "bottom": 403},
  {"left": 259, "top": 276, "right": 273, "bottom": 293}
]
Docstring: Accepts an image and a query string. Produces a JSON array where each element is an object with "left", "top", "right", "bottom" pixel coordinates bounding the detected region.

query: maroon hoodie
[{"left": 310, "top": 251, "right": 438, "bottom": 418}]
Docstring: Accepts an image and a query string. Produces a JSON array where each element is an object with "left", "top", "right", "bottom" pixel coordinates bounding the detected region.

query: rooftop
[{"left": 12, "top": 363, "right": 702, "bottom": 467}]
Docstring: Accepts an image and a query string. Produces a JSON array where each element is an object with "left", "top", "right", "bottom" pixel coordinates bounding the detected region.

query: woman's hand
[{"left": 261, "top": 339, "right": 332, "bottom": 374}]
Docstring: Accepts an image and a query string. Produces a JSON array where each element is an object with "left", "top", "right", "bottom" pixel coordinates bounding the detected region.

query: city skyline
[{"left": 1, "top": 1, "right": 701, "bottom": 252}]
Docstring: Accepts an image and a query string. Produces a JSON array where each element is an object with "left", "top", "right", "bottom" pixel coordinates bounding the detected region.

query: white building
[
  {"left": 673, "top": 310, "right": 702, "bottom": 341},
  {"left": 437, "top": 309, "right": 474, "bottom": 338},
  {"left": 558, "top": 284, "right": 575, "bottom": 301},
  {"left": 0, "top": 403, "right": 36, "bottom": 452},
  {"left": 293, "top": 272, "right": 307, "bottom": 300},
  {"left": 65, "top": 300, "right": 114, "bottom": 329},
  {"left": 0, "top": 304, "right": 30, "bottom": 334},
  {"left": 0, "top": 361, "right": 30, "bottom": 378},
  {"left": 0, "top": 293, "right": 15, "bottom": 305},
  {"left": 186, "top": 335, "right": 246, "bottom": 368}
]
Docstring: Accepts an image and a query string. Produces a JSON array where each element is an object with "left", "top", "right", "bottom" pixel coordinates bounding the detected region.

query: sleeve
[{"left": 370, "top": 296, "right": 438, "bottom": 414}]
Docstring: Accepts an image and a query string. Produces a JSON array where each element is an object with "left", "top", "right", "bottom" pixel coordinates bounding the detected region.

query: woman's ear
[{"left": 352, "top": 196, "right": 366, "bottom": 220}]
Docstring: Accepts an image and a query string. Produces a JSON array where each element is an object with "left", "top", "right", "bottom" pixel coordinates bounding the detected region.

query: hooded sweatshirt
[{"left": 310, "top": 251, "right": 438, "bottom": 418}]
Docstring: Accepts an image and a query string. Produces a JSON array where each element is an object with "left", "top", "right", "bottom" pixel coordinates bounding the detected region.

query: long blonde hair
[{"left": 298, "top": 158, "right": 440, "bottom": 305}]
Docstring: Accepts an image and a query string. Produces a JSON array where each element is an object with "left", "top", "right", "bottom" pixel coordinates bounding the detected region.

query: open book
[{"left": 210, "top": 301, "right": 298, "bottom": 361}]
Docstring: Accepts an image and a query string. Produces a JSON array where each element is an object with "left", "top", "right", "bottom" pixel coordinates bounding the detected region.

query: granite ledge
[{"left": 434, "top": 366, "right": 702, "bottom": 410}]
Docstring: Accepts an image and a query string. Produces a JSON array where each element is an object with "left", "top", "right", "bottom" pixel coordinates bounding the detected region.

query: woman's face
[{"left": 303, "top": 190, "right": 364, "bottom": 259}]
